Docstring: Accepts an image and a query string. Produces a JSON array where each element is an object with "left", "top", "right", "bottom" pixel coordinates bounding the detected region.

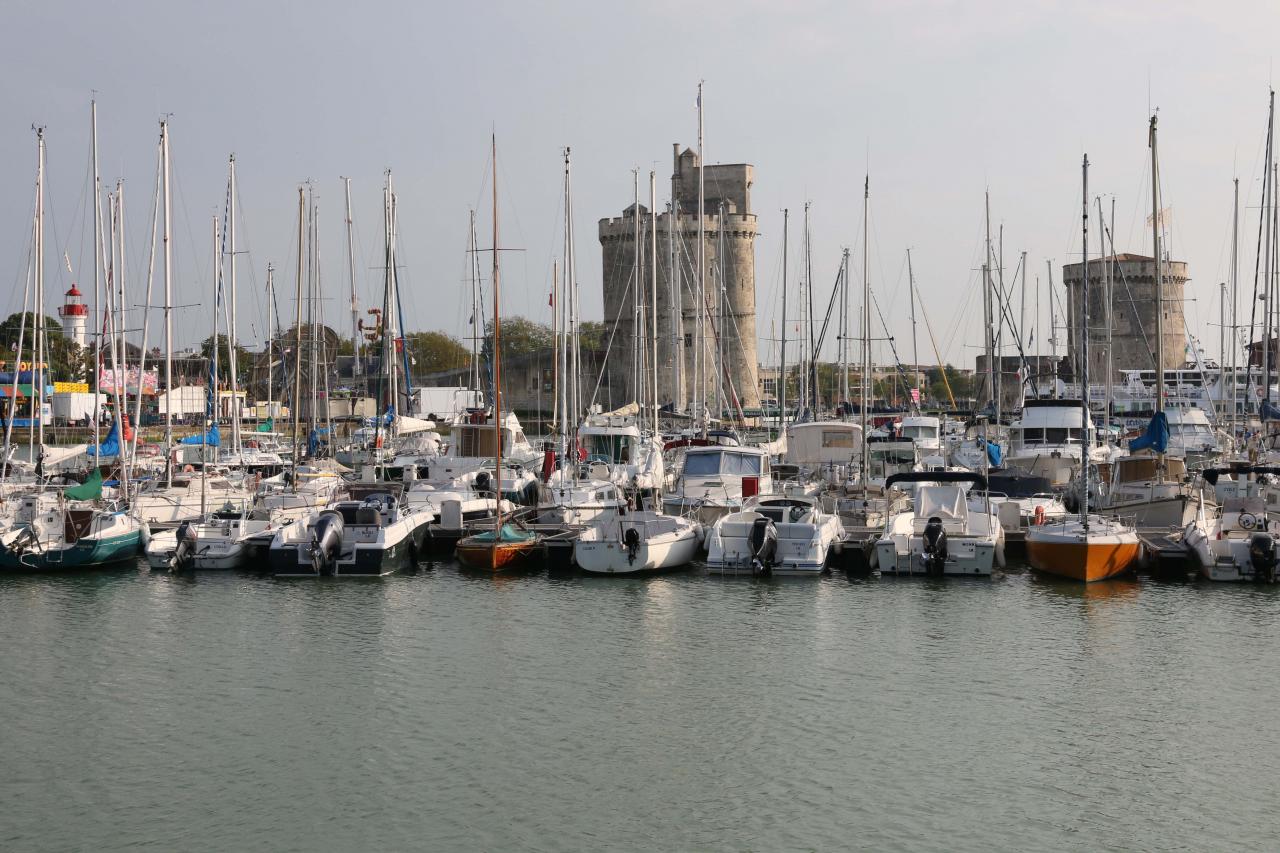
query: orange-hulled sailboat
[
  {"left": 1025, "top": 152, "right": 1141, "bottom": 582},
  {"left": 454, "top": 135, "right": 541, "bottom": 573}
]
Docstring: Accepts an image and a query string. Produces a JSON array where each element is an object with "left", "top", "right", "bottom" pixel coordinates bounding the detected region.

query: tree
[
  {"left": 0, "top": 312, "right": 84, "bottom": 381},
  {"left": 405, "top": 330, "right": 469, "bottom": 374},
  {"left": 485, "top": 316, "right": 553, "bottom": 363},
  {"left": 200, "top": 334, "right": 254, "bottom": 383},
  {"left": 578, "top": 320, "right": 606, "bottom": 352}
]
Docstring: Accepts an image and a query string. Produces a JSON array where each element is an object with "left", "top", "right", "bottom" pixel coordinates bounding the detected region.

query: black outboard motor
[
  {"left": 474, "top": 470, "right": 492, "bottom": 497},
  {"left": 521, "top": 480, "right": 540, "bottom": 507},
  {"left": 623, "top": 526, "right": 641, "bottom": 565},
  {"left": 748, "top": 517, "right": 778, "bottom": 577},
  {"left": 171, "top": 520, "right": 196, "bottom": 570},
  {"left": 1248, "top": 533, "right": 1277, "bottom": 583},
  {"left": 921, "top": 516, "right": 948, "bottom": 576},
  {"left": 310, "top": 510, "right": 345, "bottom": 575}
]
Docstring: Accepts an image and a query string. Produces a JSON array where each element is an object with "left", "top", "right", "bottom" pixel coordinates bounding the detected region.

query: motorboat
[
  {"left": 145, "top": 500, "right": 282, "bottom": 571},
  {"left": 578, "top": 411, "right": 665, "bottom": 507},
  {"left": 1087, "top": 451, "right": 1208, "bottom": 531},
  {"left": 874, "top": 472, "right": 1005, "bottom": 577},
  {"left": 1164, "top": 406, "right": 1227, "bottom": 470},
  {"left": 130, "top": 469, "right": 252, "bottom": 528},
  {"left": 982, "top": 467, "right": 1068, "bottom": 532},
  {"left": 1005, "top": 399, "right": 1105, "bottom": 487},
  {"left": 705, "top": 492, "right": 844, "bottom": 576},
  {"left": 1183, "top": 466, "right": 1280, "bottom": 582},
  {"left": 574, "top": 511, "right": 703, "bottom": 575},
  {"left": 269, "top": 486, "right": 430, "bottom": 577},
  {"left": 537, "top": 468, "right": 628, "bottom": 526},
  {"left": 663, "top": 444, "right": 773, "bottom": 526}
]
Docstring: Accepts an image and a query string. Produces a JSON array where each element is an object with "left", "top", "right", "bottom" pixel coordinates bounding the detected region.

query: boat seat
[
  {"left": 354, "top": 506, "right": 380, "bottom": 526},
  {"left": 774, "top": 523, "right": 815, "bottom": 540},
  {"left": 718, "top": 517, "right": 762, "bottom": 540}
]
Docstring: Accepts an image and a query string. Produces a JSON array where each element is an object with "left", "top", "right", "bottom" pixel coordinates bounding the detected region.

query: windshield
[
  {"left": 584, "top": 433, "right": 633, "bottom": 464},
  {"left": 683, "top": 451, "right": 761, "bottom": 477},
  {"left": 901, "top": 425, "right": 936, "bottom": 440}
]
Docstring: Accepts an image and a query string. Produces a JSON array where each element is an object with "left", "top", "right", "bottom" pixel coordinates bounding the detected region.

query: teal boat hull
[{"left": 0, "top": 531, "right": 142, "bottom": 572}]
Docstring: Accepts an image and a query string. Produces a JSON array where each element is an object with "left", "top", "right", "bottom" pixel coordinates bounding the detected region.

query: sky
[{"left": 2, "top": 0, "right": 1278, "bottom": 374}]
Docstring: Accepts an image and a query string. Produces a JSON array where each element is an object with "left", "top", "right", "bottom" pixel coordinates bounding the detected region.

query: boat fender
[
  {"left": 1248, "top": 533, "right": 1277, "bottom": 582},
  {"left": 748, "top": 517, "right": 777, "bottom": 577},
  {"left": 622, "top": 526, "right": 641, "bottom": 565},
  {"left": 922, "top": 516, "right": 948, "bottom": 576},
  {"left": 1033, "top": 505, "right": 1045, "bottom": 526}
]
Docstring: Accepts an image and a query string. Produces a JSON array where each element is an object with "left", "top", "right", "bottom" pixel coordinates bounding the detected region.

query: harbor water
[{"left": 2, "top": 560, "right": 1278, "bottom": 851}]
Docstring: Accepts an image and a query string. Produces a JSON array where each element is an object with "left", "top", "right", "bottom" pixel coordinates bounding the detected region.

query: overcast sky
[{"left": 2, "top": 0, "right": 1278, "bottom": 373}]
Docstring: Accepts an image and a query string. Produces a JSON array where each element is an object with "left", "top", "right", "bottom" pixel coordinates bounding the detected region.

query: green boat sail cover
[{"left": 65, "top": 469, "right": 103, "bottom": 501}]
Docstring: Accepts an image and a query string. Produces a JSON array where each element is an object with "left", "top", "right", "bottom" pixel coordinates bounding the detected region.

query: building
[
  {"left": 974, "top": 354, "right": 1063, "bottom": 415},
  {"left": 57, "top": 284, "right": 88, "bottom": 347},
  {"left": 598, "top": 146, "right": 761, "bottom": 414},
  {"left": 419, "top": 347, "right": 612, "bottom": 421},
  {"left": 1062, "top": 253, "right": 1188, "bottom": 381}
]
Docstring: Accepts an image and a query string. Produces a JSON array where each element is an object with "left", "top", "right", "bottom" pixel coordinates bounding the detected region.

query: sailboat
[
  {"left": 1026, "top": 154, "right": 1141, "bottom": 582},
  {"left": 1, "top": 120, "right": 142, "bottom": 570},
  {"left": 454, "top": 136, "right": 541, "bottom": 572}
]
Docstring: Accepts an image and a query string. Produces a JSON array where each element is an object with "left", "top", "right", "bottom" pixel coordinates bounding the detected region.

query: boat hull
[
  {"left": 1026, "top": 534, "right": 1141, "bottom": 582},
  {"left": 575, "top": 532, "right": 700, "bottom": 575},
  {"left": 0, "top": 531, "right": 140, "bottom": 572},
  {"left": 455, "top": 537, "right": 541, "bottom": 572}
]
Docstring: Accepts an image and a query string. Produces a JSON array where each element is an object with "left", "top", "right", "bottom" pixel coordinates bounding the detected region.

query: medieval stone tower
[
  {"left": 598, "top": 146, "right": 761, "bottom": 414},
  {"left": 1062, "top": 253, "right": 1189, "bottom": 380}
]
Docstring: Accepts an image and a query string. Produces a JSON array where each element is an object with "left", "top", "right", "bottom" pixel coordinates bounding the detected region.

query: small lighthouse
[{"left": 58, "top": 284, "right": 88, "bottom": 347}]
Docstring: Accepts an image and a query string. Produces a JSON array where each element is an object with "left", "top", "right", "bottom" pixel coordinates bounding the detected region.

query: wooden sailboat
[
  {"left": 1026, "top": 153, "right": 1141, "bottom": 582},
  {"left": 455, "top": 135, "right": 541, "bottom": 572}
]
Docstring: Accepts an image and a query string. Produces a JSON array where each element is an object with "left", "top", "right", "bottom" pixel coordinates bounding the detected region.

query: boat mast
[
  {"left": 908, "top": 248, "right": 920, "bottom": 409},
  {"left": 716, "top": 200, "right": 726, "bottom": 421},
  {"left": 469, "top": 210, "right": 482, "bottom": 398},
  {"left": 1081, "top": 154, "right": 1091, "bottom": 533},
  {"left": 491, "top": 134, "right": 504, "bottom": 539},
  {"left": 266, "top": 263, "right": 275, "bottom": 412},
  {"left": 669, "top": 154, "right": 683, "bottom": 413},
  {"left": 1231, "top": 177, "right": 1239, "bottom": 432},
  {"left": 984, "top": 192, "right": 996, "bottom": 416},
  {"left": 1098, "top": 197, "right": 1112, "bottom": 440},
  {"left": 650, "top": 169, "right": 660, "bottom": 437},
  {"left": 206, "top": 213, "right": 218, "bottom": 516},
  {"left": 861, "top": 175, "right": 870, "bottom": 486},
  {"left": 228, "top": 155, "right": 241, "bottom": 456},
  {"left": 780, "top": 208, "right": 788, "bottom": 430},
  {"left": 841, "top": 246, "right": 851, "bottom": 409},
  {"left": 632, "top": 169, "right": 641, "bottom": 408},
  {"left": 161, "top": 120, "right": 174, "bottom": 487},
  {"left": 1150, "top": 114, "right": 1165, "bottom": 481},
  {"left": 35, "top": 127, "right": 45, "bottom": 463},
  {"left": 1047, "top": 259, "right": 1058, "bottom": 397},
  {"left": 696, "top": 81, "right": 706, "bottom": 435},
  {"left": 289, "top": 186, "right": 304, "bottom": 492},
  {"left": 344, "top": 176, "right": 361, "bottom": 378},
  {"left": 91, "top": 100, "right": 103, "bottom": 455},
  {"left": 114, "top": 184, "right": 132, "bottom": 500}
]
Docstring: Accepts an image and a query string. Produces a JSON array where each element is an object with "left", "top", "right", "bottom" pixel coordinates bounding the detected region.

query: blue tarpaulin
[
  {"left": 180, "top": 422, "right": 221, "bottom": 447},
  {"left": 1129, "top": 412, "right": 1169, "bottom": 453},
  {"left": 87, "top": 420, "right": 120, "bottom": 457},
  {"left": 1262, "top": 400, "right": 1280, "bottom": 422},
  {"left": 986, "top": 440, "right": 1002, "bottom": 467}
]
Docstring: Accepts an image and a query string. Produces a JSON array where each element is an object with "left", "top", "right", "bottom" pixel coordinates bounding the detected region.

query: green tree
[
  {"left": 200, "top": 334, "right": 254, "bottom": 383},
  {"left": 485, "top": 316, "right": 553, "bottom": 363},
  {"left": 578, "top": 320, "right": 606, "bottom": 352},
  {"left": 405, "top": 330, "right": 469, "bottom": 374},
  {"left": 0, "top": 312, "right": 84, "bottom": 381}
]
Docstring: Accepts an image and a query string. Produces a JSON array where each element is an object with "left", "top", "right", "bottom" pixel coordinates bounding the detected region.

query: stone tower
[
  {"left": 1061, "top": 253, "right": 1189, "bottom": 380},
  {"left": 597, "top": 146, "right": 760, "bottom": 414}
]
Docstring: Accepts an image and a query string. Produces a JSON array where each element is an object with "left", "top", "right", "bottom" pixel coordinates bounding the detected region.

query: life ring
[
  {"left": 1033, "top": 505, "right": 1046, "bottom": 526},
  {"left": 18, "top": 362, "right": 29, "bottom": 372}
]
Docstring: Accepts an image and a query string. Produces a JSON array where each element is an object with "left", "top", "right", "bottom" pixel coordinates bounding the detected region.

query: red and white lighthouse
[{"left": 58, "top": 283, "right": 88, "bottom": 347}]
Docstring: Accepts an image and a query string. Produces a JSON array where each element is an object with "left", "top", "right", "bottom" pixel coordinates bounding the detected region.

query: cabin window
[
  {"left": 585, "top": 433, "right": 634, "bottom": 464},
  {"left": 683, "top": 451, "right": 761, "bottom": 476},
  {"left": 821, "top": 430, "right": 854, "bottom": 448},
  {"left": 900, "top": 425, "right": 936, "bottom": 440}
]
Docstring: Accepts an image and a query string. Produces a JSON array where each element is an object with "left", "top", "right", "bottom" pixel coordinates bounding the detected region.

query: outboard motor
[
  {"left": 474, "top": 470, "right": 492, "bottom": 497},
  {"left": 170, "top": 520, "right": 197, "bottom": 571},
  {"left": 521, "top": 480, "right": 540, "bottom": 507},
  {"left": 748, "top": 517, "right": 778, "bottom": 577},
  {"left": 1248, "top": 533, "right": 1277, "bottom": 583},
  {"left": 622, "top": 526, "right": 641, "bottom": 565},
  {"left": 921, "top": 516, "right": 948, "bottom": 576},
  {"left": 310, "top": 510, "right": 345, "bottom": 575}
]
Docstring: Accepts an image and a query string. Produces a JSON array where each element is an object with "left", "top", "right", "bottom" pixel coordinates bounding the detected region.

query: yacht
[
  {"left": 874, "top": 472, "right": 1005, "bottom": 576},
  {"left": 578, "top": 412, "right": 665, "bottom": 508},
  {"left": 1005, "top": 399, "right": 1102, "bottom": 487},
  {"left": 663, "top": 444, "right": 773, "bottom": 526}
]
